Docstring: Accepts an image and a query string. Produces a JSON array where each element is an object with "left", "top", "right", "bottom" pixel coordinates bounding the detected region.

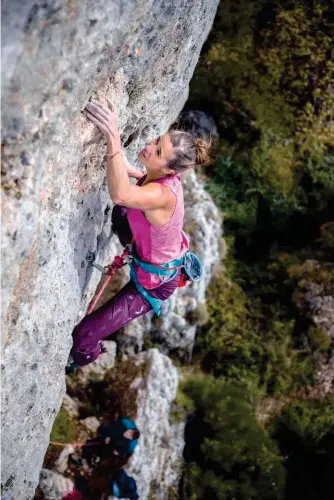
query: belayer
[
  {"left": 80, "top": 417, "right": 140, "bottom": 464},
  {"left": 68, "top": 100, "right": 209, "bottom": 370}
]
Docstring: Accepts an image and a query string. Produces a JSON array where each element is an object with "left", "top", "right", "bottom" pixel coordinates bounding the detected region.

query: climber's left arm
[
  {"left": 85, "top": 99, "right": 133, "bottom": 202},
  {"left": 86, "top": 100, "right": 164, "bottom": 209}
]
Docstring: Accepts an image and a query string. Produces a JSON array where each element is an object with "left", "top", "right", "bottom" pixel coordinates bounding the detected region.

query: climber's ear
[{"left": 161, "top": 166, "right": 175, "bottom": 176}]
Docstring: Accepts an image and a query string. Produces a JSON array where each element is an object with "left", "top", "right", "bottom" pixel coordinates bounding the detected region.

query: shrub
[
  {"left": 308, "top": 326, "right": 331, "bottom": 352},
  {"left": 196, "top": 270, "right": 314, "bottom": 395},
  {"left": 185, "top": 302, "right": 209, "bottom": 326},
  {"left": 181, "top": 377, "right": 285, "bottom": 500},
  {"left": 270, "top": 399, "right": 334, "bottom": 500}
]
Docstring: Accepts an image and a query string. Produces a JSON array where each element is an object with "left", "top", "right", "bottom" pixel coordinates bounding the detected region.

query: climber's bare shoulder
[{"left": 115, "top": 182, "right": 175, "bottom": 212}]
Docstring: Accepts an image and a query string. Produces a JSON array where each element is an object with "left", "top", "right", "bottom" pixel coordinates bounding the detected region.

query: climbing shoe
[{"left": 65, "top": 356, "right": 80, "bottom": 375}]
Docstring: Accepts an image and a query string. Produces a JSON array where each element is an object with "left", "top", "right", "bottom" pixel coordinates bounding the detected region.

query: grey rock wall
[
  {"left": 305, "top": 279, "right": 334, "bottom": 394},
  {"left": 1, "top": 1, "right": 219, "bottom": 498},
  {"left": 39, "top": 469, "right": 74, "bottom": 500},
  {"left": 124, "top": 349, "right": 183, "bottom": 499}
]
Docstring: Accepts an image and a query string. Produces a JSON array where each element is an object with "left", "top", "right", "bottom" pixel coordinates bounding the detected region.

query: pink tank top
[{"left": 127, "top": 174, "right": 189, "bottom": 289}]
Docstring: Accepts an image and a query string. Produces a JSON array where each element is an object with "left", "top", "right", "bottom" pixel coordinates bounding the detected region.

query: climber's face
[{"left": 138, "top": 134, "right": 175, "bottom": 176}]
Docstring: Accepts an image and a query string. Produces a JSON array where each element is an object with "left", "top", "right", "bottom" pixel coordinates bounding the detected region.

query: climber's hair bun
[
  {"left": 168, "top": 130, "right": 212, "bottom": 173},
  {"left": 195, "top": 137, "right": 211, "bottom": 166}
]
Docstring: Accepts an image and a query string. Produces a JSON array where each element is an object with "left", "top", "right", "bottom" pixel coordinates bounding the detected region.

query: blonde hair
[{"left": 167, "top": 130, "right": 211, "bottom": 173}]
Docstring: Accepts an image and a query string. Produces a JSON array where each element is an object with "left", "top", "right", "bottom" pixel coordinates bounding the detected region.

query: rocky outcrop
[
  {"left": 291, "top": 260, "right": 334, "bottom": 395},
  {"left": 172, "top": 109, "right": 219, "bottom": 142},
  {"left": 1, "top": 1, "right": 219, "bottom": 497},
  {"left": 124, "top": 349, "right": 183, "bottom": 499},
  {"left": 39, "top": 469, "right": 74, "bottom": 500},
  {"left": 305, "top": 281, "right": 334, "bottom": 394}
]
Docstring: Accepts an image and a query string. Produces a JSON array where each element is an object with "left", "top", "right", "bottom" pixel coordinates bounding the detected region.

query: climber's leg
[
  {"left": 70, "top": 275, "right": 178, "bottom": 367},
  {"left": 71, "top": 281, "right": 149, "bottom": 366}
]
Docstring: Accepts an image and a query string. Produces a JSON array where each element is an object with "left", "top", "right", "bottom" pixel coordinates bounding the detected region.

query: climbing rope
[
  {"left": 50, "top": 441, "right": 90, "bottom": 448},
  {"left": 50, "top": 440, "right": 110, "bottom": 448}
]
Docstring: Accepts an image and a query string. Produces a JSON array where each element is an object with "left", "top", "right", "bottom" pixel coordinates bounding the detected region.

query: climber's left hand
[{"left": 85, "top": 99, "right": 120, "bottom": 143}]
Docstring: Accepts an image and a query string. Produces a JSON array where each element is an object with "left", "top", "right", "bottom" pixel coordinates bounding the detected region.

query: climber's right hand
[{"left": 85, "top": 100, "right": 120, "bottom": 147}]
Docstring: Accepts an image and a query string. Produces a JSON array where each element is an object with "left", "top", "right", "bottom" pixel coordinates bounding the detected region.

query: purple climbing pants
[{"left": 71, "top": 276, "right": 178, "bottom": 366}]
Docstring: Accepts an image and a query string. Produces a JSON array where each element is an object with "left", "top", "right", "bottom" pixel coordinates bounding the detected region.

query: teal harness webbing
[
  {"left": 129, "top": 246, "right": 182, "bottom": 315},
  {"left": 129, "top": 265, "right": 164, "bottom": 315},
  {"left": 128, "top": 245, "right": 203, "bottom": 316}
]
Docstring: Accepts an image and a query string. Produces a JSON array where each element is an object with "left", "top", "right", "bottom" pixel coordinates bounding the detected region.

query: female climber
[{"left": 68, "top": 100, "right": 210, "bottom": 369}]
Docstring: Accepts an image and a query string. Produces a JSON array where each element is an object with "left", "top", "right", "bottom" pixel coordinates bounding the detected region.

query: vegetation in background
[
  {"left": 181, "top": 378, "right": 334, "bottom": 500},
  {"left": 197, "top": 271, "right": 315, "bottom": 396},
  {"left": 181, "top": 378, "right": 285, "bottom": 500},
  {"left": 270, "top": 399, "right": 334, "bottom": 500},
  {"left": 191, "top": 0, "right": 333, "bottom": 201},
  {"left": 49, "top": 407, "right": 78, "bottom": 452},
  {"left": 181, "top": 1, "right": 333, "bottom": 498}
]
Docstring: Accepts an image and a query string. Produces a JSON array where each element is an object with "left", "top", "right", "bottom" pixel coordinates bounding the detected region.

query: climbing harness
[{"left": 86, "top": 243, "right": 203, "bottom": 316}]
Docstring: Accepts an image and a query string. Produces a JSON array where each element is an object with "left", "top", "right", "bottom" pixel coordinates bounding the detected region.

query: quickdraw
[{"left": 85, "top": 245, "right": 131, "bottom": 315}]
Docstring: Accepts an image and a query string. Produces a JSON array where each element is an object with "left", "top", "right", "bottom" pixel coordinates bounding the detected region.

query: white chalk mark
[{"left": 135, "top": 305, "right": 145, "bottom": 315}]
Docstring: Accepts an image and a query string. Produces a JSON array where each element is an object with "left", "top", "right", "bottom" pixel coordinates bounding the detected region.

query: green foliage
[
  {"left": 308, "top": 326, "right": 331, "bottom": 352},
  {"left": 170, "top": 384, "right": 196, "bottom": 425},
  {"left": 288, "top": 259, "right": 334, "bottom": 297},
  {"left": 272, "top": 399, "right": 334, "bottom": 445},
  {"left": 187, "top": 0, "right": 332, "bottom": 422},
  {"left": 307, "top": 152, "right": 334, "bottom": 191},
  {"left": 270, "top": 399, "right": 334, "bottom": 500},
  {"left": 192, "top": 0, "right": 333, "bottom": 203},
  {"left": 182, "top": 378, "right": 285, "bottom": 500},
  {"left": 251, "top": 132, "right": 296, "bottom": 197},
  {"left": 205, "top": 154, "right": 258, "bottom": 227},
  {"left": 197, "top": 270, "right": 314, "bottom": 395},
  {"left": 185, "top": 302, "right": 209, "bottom": 327},
  {"left": 50, "top": 407, "right": 78, "bottom": 450},
  {"left": 184, "top": 1, "right": 333, "bottom": 497}
]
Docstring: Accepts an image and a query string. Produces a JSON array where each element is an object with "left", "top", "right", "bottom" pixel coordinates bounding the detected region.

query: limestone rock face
[
  {"left": 123, "top": 349, "right": 184, "bottom": 500},
  {"left": 1, "top": 1, "right": 219, "bottom": 497},
  {"left": 39, "top": 469, "right": 74, "bottom": 500},
  {"left": 55, "top": 446, "right": 75, "bottom": 475},
  {"left": 305, "top": 281, "right": 334, "bottom": 394}
]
